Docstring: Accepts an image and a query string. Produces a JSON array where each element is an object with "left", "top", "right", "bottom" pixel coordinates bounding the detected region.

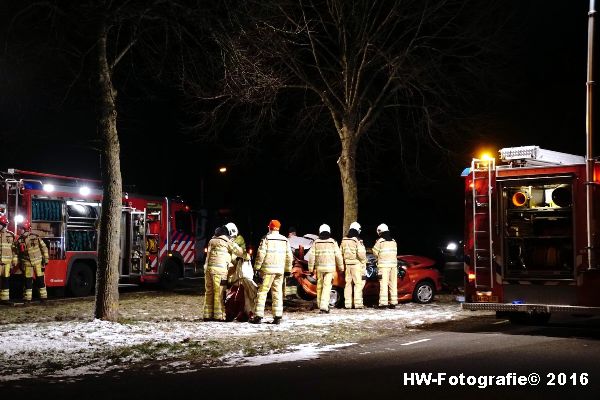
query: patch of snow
[{"left": 219, "top": 343, "right": 355, "bottom": 367}]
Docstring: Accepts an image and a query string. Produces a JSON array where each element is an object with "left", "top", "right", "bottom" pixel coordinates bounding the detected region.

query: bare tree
[
  {"left": 4, "top": 0, "right": 192, "bottom": 321},
  {"left": 187, "top": 0, "right": 501, "bottom": 232}
]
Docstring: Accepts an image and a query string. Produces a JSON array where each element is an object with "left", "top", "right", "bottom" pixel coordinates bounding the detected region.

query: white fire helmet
[
  {"left": 376, "top": 223, "right": 389, "bottom": 234},
  {"left": 349, "top": 221, "right": 361, "bottom": 234},
  {"left": 319, "top": 224, "right": 331, "bottom": 234},
  {"left": 225, "top": 222, "right": 238, "bottom": 237}
]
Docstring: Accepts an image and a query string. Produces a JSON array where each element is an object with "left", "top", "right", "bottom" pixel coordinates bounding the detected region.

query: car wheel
[
  {"left": 412, "top": 281, "right": 434, "bottom": 304},
  {"left": 329, "top": 287, "right": 344, "bottom": 308},
  {"left": 68, "top": 262, "right": 94, "bottom": 297},
  {"left": 160, "top": 260, "right": 181, "bottom": 291}
]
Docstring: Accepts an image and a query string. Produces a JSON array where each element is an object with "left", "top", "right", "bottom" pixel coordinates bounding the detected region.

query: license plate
[{"left": 474, "top": 295, "right": 498, "bottom": 302}]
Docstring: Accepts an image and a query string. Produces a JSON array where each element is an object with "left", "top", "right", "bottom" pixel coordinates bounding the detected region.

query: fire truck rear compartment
[{"left": 501, "top": 179, "right": 574, "bottom": 280}]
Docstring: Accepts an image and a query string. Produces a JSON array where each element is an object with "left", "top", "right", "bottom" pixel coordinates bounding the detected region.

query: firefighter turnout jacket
[
  {"left": 254, "top": 232, "right": 293, "bottom": 274},
  {"left": 372, "top": 237, "right": 397, "bottom": 268},
  {"left": 16, "top": 232, "right": 49, "bottom": 268},
  {"left": 308, "top": 238, "right": 344, "bottom": 273},
  {"left": 204, "top": 235, "right": 244, "bottom": 270},
  {"left": 340, "top": 237, "right": 366, "bottom": 268}
]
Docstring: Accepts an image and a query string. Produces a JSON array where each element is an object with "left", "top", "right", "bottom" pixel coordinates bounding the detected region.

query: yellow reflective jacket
[
  {"left": 340, "top": 236, "right": 366, "bottom": 268},
  {"left": 308, "top": 238, "right": 343, "bottom": 273},
  {"left": 16, "top": 232, "right": 49, "bottom": 267},
  {"left": 254, "top": 232, "right": 293, "bottom": 274},
  {"left": 0, "top": 229, "right": 18, "bottom": 266},
  {"left": 373, "top": 238, "right": 397, "bottom": 268},
  {"left": 204, "top": 235, "right": 244, "bottom": 270}
]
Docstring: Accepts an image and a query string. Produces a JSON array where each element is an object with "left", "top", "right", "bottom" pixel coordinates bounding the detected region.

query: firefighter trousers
[
  {"left": 344, "top": 265, "right": 365, "bottom": 308},
  {"left": 0, "top": 263, "right": 10, "bottom": 301},
  {"left": 254, "top": 272, "right": 283, "bottom": 318},
  {"left": 203, "top": 267, "right": 228, "bottom": 320},
  {"left": 316, "top": 271, "right": 334, "bottom": 311},
  {"left": 378, "top": 266, "right": 398, "bottom": 306},
  {"left": 24, "top": 263, "right": 47, "bottom": 301}
]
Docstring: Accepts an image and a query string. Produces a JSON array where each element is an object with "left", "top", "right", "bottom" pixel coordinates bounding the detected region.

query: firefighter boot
[
  {"left": 249, "top": 316, "right": 262, "bottom": 324},
  {"left": 388, "top": 304, "right": 396, "bottom": 309},
  {"left": 272, "top": 316, "right": 282, "bottom": 325}
]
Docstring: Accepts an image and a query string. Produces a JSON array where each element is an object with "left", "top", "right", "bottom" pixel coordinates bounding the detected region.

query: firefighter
[
  {"left": 203, "top": 225, "right": 244, "bottom": 321},
  {"left": 0, "top": 215, "right": 18, "bottom": 303},
  {"left": 373, "top": 223, "right": 398, "bottom": 308},
  {"left": 16, "top": 219, "right": 49, "bottom": 302},
  {"left": 250, "top": 220, "right": 293, "bottom": 324},
  {"left": 308, "top": 224, "right": 343, "bottom": 313},
  {"left": 341, "top": 221, "right": 367, "bottom": 309}
]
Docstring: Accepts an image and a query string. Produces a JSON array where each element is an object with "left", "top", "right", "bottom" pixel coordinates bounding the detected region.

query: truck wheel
[
  {"left": 413, "top": 281, "right": 435, "bottom": 304},
  {"left": 68, "top": 263, "right": 94, "bottom": 297},
  {"left": 161, "top": 260, "right": 181, "bottom": 291}
]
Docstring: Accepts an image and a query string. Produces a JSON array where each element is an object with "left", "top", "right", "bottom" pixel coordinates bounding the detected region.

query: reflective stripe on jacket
[
  {"left": 372, "top": 238, "right": 397, "bottom": 268},
  {"left": 254, "top": 232, "right": 293, "bottom": 274},
  {"left": 340, "top": 237, "right": 366, "bottom": 268},
  {"left": 204, "top": 235, "right": 244, "bottom": 270},
  {"left": 308, "top": 238, "right": 343, "bottom": 273}
]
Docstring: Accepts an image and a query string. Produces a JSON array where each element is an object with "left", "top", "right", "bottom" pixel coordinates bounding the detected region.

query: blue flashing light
[
  {"left": 24, "top": 182, "right": 42, "bottom": 190},
  {"left": 461, "top": 167, "right": 471, "bottom": 177},
  {"left": 512, "top": 300, "right": 524, "bottom": 304}
]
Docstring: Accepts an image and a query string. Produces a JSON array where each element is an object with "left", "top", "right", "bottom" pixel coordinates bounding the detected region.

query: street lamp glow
[
  {"left": 79, "top": 186, "right": 90, "bottom": 196},
  {"left": 219, "top": 167, "right": 227, "bottom": 173}
]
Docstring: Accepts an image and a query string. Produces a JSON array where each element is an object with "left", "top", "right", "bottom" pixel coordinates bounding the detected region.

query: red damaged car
[{"left": 289, "top": 236, "right": 442, "bottom": 307}]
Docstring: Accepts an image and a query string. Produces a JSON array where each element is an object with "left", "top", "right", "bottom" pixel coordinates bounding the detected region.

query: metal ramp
[{"left": 471, "top": 157, "right": 495, "bottom": 289}]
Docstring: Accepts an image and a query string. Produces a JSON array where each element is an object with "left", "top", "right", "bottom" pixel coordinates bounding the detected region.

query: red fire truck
[
  {"left": 461, "top": 146, "right": 600, "bottom": 323},
  {"left": 0, "top": 168, "right": 202, "bottom": 297}
]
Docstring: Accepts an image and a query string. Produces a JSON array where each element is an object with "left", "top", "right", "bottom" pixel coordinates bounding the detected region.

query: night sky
[{"left": 0, "top": 1, "right": 597, "bottom": 257}]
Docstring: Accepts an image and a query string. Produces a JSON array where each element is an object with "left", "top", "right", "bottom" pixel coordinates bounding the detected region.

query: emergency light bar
[{"left": 499, "top": 146, "right": 585, "bottom": 166}]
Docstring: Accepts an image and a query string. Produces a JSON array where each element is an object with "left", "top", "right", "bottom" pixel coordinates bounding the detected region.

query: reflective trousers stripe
[
  {"left": 203, "top": 268, "right": 227, "bottom": 320},
  {"left": 379, "top": 267, "right": 398, "bottom": 306},
  {"left": 316, "top": 272, "right": 334, "bottom": 311},
  {"left": 254, "top": 273, "right": 283, "bottom": 318},
  {"left": 344, "top": 266, "right": 365, "bottom": 308}
]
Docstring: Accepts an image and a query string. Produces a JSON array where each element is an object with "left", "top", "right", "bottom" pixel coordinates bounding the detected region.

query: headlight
[{"left": 446, "top": 242, "right": 458, "bottom": 251}]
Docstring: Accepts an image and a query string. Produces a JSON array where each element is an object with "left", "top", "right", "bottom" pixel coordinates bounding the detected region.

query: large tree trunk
[
  {"left": 94, "top": 23, "right": 123, "bottom": 321},
  {"left": 338, "top": 128, "right": 358, "bottom": 234}
]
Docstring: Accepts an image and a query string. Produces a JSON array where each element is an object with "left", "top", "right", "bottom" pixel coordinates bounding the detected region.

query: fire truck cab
[
  {"left": 462, "top": 146, "right": 600, "bottom": 323},
  {"left": 0, "top": 169, "right": 202, "bottom": 297}
]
